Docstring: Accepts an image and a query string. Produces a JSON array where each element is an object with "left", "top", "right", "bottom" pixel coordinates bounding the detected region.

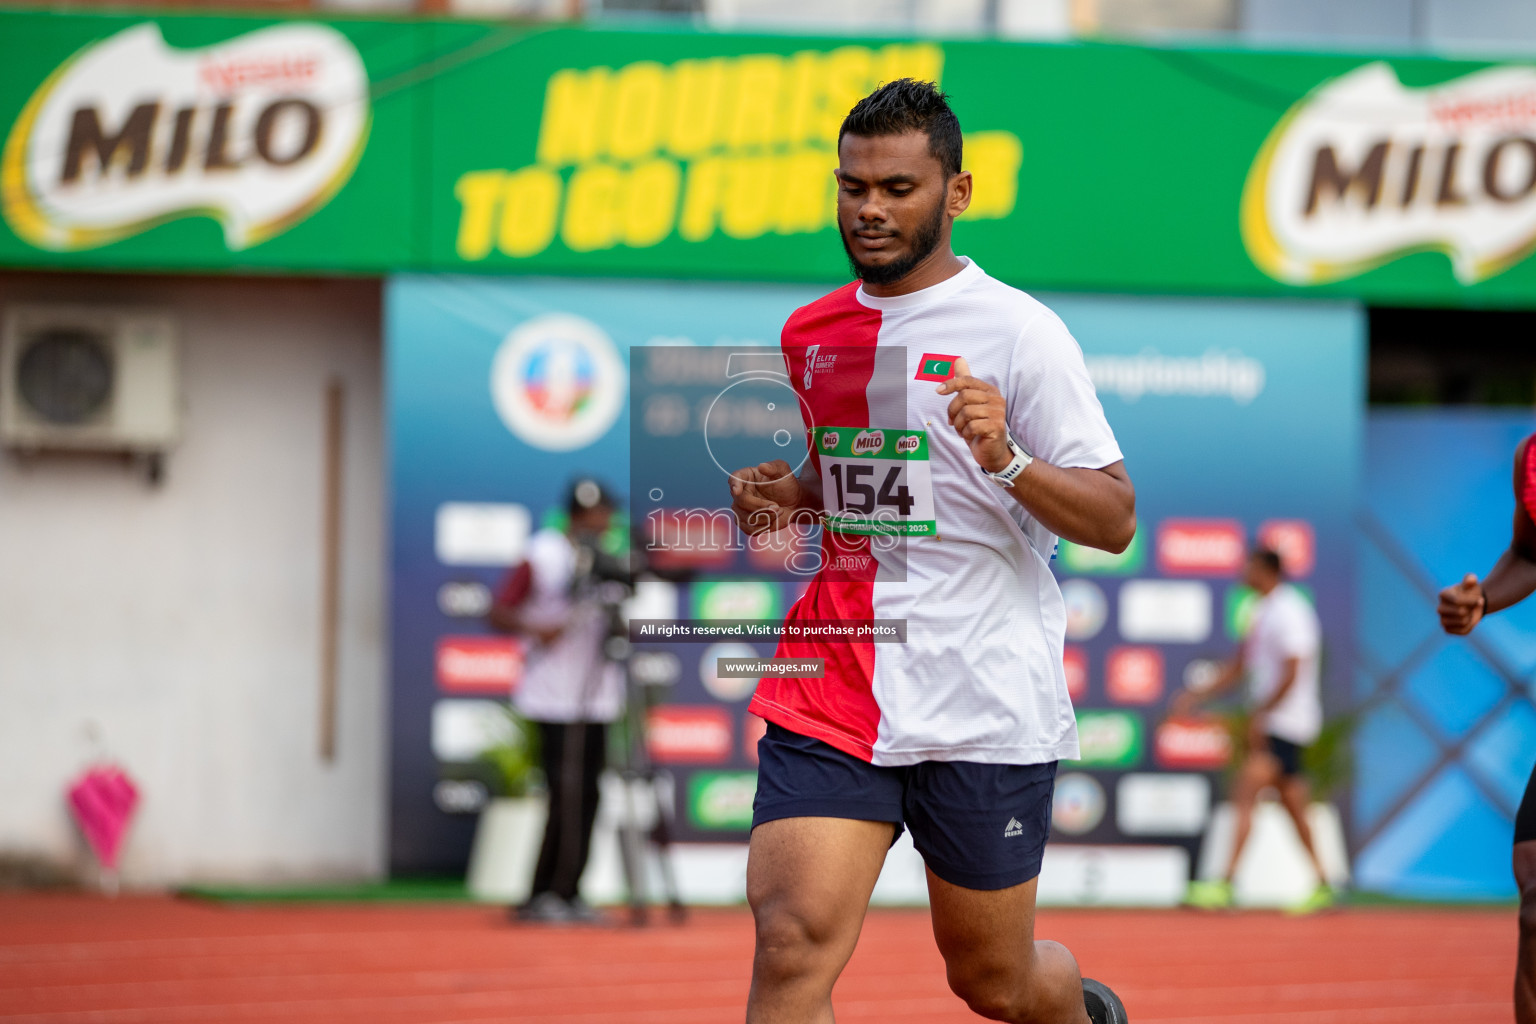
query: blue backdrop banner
[
  {"left": 386, "top": 274, "right": 1363, "bottom": 875},
  {"left": 1357, "top": 410, "right": 1536, "bottom": 900}
]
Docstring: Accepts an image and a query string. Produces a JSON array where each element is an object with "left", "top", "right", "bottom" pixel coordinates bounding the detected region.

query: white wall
[{"left": 0, "top": 272, "right": 386, "bottom": 887}]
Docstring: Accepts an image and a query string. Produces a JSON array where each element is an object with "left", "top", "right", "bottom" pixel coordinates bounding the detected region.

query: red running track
[{"left": 0, "top": 894, "right": 1514, "bottom": 1023}]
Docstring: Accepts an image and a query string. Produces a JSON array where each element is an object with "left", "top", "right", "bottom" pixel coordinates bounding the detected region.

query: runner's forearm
[
  {"left": 1210, "top": 655, "right": 1245, "bottom": 696},
  {"left": 1482, "top": 546, "right": 1536, "bottom": 615},
  {"left": 1002, "top": 460, "right": 1135, "bottom": 553},
  {"left": 1183, "top": 656, "right": 1242, "bottom": 714}
]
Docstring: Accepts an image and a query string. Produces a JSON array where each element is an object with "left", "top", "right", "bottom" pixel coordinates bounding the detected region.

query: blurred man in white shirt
[
  {"left": 1174, "top": 547, "right": 1331, "bottom": 912},
  {"left": 489, "top": 479, "right": 623, "bottom": 923}
]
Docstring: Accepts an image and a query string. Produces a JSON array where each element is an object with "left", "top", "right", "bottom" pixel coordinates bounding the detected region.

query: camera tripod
[{"left": 607, "top": 635, "right": 688, "bottom": 927}]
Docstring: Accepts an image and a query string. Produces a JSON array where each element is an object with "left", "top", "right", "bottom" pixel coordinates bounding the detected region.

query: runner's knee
[
  {"left": 751, "top": 902, "right": 841, "bottom": 981},
  {"left": 944, "top": 951, "right": 1066, "bottom": 1024},
  {"left": 946, "top": 959, "right": 1026, "bottom": 1021}
]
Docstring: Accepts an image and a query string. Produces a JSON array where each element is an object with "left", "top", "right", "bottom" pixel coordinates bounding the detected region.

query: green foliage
[
  {"left": 1302, "top": 714, "right": 1356, "bottom": 802},
  {"left": 1219, "top": 709, "right": 1355, "bottom": 801},
  {"left": 479, "top": 706, "right": 543, "bottom": 798}
]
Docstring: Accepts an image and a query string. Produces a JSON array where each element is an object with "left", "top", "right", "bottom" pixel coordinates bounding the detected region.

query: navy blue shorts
[
  {"left": 751, "top": 722, "right": 1057, "bottom": 891},
  {"left": 1516, "top": 760, "right": 1536, "bottom": 845},
  {"left": 1266, "top": 735, "right": 1304, "bottom": 777}
]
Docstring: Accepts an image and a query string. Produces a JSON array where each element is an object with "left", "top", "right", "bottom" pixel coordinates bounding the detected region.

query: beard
[{"left": 839, "top": 192, "right": 948, "bottom": 287}]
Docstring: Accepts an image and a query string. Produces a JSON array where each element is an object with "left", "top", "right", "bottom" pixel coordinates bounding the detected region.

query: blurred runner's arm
[
  {"left": 1170, "top": 652, "right": 1244, "bottom": 719},
  {"left": 939, "top": 356, "right": 1135, "bottom": 553},
  {"left": 1439, "top": 442, "right": 1536, "bottom": 634}
]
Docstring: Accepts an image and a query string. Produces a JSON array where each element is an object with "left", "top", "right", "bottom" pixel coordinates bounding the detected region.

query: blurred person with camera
[
  {"left": 1438, "top": 435, "right": 1536, "bottom": 1024},
  {"left": 488, "top": 478, "right": 623, "bottom": 925},
  {"left": 729, "top": 80, "right": 1133, "bottom": 1024},
  {"left": 1175, "top": 547, "right": 1332, "bottom": 913}
]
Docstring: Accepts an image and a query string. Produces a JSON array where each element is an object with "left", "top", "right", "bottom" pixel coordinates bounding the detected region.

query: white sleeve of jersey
[{"left": 1006, "top": 310, "right": 1124, "bottom": 471}]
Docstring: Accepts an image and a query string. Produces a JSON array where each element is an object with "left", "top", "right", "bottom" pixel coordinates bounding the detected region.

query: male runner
[
  {"left": 1438, "top": 435, "right": 1536, "bottom": 1024},
  {"left": 728, "top": 79, "right": 1134, "bottom": 1024},
  {"left": 1176, "top": 548, "right": 1333, "bottom": 913}
]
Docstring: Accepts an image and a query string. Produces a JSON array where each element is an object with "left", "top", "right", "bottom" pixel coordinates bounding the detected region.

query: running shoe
[
  {"left": 564, "top": 895, "right": 607, "bottom": 924},
  {"left": 1082, "top": 978, "right": 1129, "bottom": 1024},
  {"left": 1183, "top": 879, "right": 1234, "bottom": 909},
  {"left": 512, "top": 892, "right": 574, "bottom": 924},
  {"left": 1286, "top": 883, "right": 1336, "bottom": 915}
]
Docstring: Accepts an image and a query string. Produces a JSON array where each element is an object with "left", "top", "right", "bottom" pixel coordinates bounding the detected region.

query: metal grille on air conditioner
[{"left": 0, "top": 305, "right": 180, "bottom": 452}]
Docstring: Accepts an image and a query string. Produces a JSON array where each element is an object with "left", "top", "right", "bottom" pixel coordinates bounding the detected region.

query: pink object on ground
[{"left": 67, "top": 766, "right": 139, "bottom": 871}]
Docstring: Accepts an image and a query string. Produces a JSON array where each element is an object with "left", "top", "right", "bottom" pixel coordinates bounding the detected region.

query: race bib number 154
[{"left": 814, "top": 426, "right": 937, "bottom": 536}]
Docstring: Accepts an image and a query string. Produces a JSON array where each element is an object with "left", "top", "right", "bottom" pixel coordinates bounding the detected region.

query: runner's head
[
  {"left": 1243, "top": 547, "right": 1284, "bottom": 593},
  {"left": 836, "top": 79, "right": 972, "bottom": 287}
]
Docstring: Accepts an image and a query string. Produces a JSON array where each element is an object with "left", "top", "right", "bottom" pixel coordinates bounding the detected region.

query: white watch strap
[{"left": 987, "top": 433, "right": 1033, "bottom": 486}]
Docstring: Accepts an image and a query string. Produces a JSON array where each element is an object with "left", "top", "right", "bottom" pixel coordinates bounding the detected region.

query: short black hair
[
  {"left": 839, "top": 79, "right": 963, "bottom": 178},
  {"left": 1250, "top": 547, "right": 1284, "bottom": 577}
]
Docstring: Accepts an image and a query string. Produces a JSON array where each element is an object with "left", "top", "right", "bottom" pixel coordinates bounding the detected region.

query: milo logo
[
  {"left": 1243, "top": 61, "right": 1536, "bottom": 284},
  {"left": 820, "top": 430, "right": 840, "bottom": 451},
  {"left": 2, "top": 22, "right": 369, "bottom": 252},
  {"left": 895, "top": 434, "right": 921, "bottom": 455},
  {"left": 852, "top": 429, "right": 884, "bottom": 455}
]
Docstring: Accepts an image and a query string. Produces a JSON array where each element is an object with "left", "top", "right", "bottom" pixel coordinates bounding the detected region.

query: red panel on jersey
[
  {"left": 1522, "top": 435, "right": 1536, "bottom": 522},
  {"left": 749, "top": 284, "right": 885, "bottom": 762}
]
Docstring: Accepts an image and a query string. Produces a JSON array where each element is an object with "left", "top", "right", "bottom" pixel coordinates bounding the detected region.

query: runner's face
[
  {"left": 835, "top": 131, "right": 952, "bottom": 286},
  {"left": 1243, "top": 556, "right": 1277, "bottom": 592}
]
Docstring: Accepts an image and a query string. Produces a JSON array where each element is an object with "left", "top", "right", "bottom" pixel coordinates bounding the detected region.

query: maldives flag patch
[{"left": 914, "top": 353, "right": 960, "bottom": 381}]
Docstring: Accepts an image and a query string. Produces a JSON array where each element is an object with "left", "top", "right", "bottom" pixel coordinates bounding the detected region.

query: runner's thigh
[
  {"left": 747, "top": 723, "right": 902, "bottom": 930},
  {"left": 747, "top": 815, "right": 895, "bottom": 929}
]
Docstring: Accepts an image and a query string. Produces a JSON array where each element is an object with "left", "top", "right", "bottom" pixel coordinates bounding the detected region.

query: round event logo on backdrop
[
  {"left": 1061, "top": 579, "right": 1108, "bottom": 641},
  {"left": 491, "top": 313, "right": 625, "bottom": 451},
  {"left": 1051, "top": 772, "right": 1106, "bottom": 835},
  {"left": 700, "top": 641, "right": 761, "bottom": 702}
]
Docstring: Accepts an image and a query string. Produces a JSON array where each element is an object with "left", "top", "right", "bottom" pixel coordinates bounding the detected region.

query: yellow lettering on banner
[
  {"left": 668, "top": 59, "right": 729, "bottom": 159},
  {"left": 875, "top": 43, "right": 944, "bottom": 93},
  {"left": 722, "top": 155, "right": 776, "bottom": 239},
  {"left": 960, "top": 131, "right": 1023, "bottom": 220},
  {"left": 454, "top": 44, "right": 961, "bottom": 262},
  {"left": 780, "top": 51, "right": 824, "bottom": 149},
  {"left": 777, "top": 148, "right": 835, "bottom": 234},
  {"left": 538, "top": 67, "right": 611, "bottom": 166},
  {"left": 679, "top": 157, "right": 726, "bottom": 241},
  {"left": 820, "top": 46, "right": 875, "bottom": 141},
  {"left": 622, "top": 158, "right": 681, "bottom": 247},
  {"left": 563, "top": 162, "right": 622, "bottom": 250},
  {"left": 727, "top": 54, "right": 784, "bottom": 151},
  {"left": 454, "top": 170, "right": 505, "bottom": 261},
  {"left": 610, "top": 61, "right": 667, "bottom": 162},
  {"left": 499, "top": 166, "right": 562, "bottom": 257}
]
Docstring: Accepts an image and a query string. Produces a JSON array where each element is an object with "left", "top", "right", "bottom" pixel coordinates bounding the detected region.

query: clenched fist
[
  {"left": 936, "top": 355, "right": 1013, "bottom": 475},
  {"left": 1438, "top": 573, "right": 1486, "bottom": 635},
  {"left": 729, "top": 460, "right": 802, "bottom": 536}
]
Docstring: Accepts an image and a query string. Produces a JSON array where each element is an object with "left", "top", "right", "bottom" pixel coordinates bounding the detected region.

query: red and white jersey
[
  {"left": 748, "top": 258, "right": 1123, "bottom": 766},
  {"left": 1520, "top": 434, "right": 1536, "bottom": 521}
]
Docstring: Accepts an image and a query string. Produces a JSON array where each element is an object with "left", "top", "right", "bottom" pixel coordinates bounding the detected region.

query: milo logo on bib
[
  {"left": 852, "top": 429, "right": 885, "bottom": 455},
  {"left": 812, "top": 426, "right": 937, "bottom": 537}
]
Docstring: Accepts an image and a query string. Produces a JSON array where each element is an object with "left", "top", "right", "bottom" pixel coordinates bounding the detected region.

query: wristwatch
[{"left": 987, "top": 432, "right": 1034, "bottom": 486}]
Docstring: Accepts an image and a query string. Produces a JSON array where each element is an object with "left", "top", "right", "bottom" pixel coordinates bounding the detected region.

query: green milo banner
[
  {"left": 6, "top": 10, "right": 1536, "bottom": 306},
  {"left": 0, "top": 11, "right": 425, "bottom": 272}
]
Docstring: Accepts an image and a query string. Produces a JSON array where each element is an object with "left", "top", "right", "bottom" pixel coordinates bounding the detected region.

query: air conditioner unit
[{"left": 0, "top": 305, "right": 180, "bottom": 453}]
